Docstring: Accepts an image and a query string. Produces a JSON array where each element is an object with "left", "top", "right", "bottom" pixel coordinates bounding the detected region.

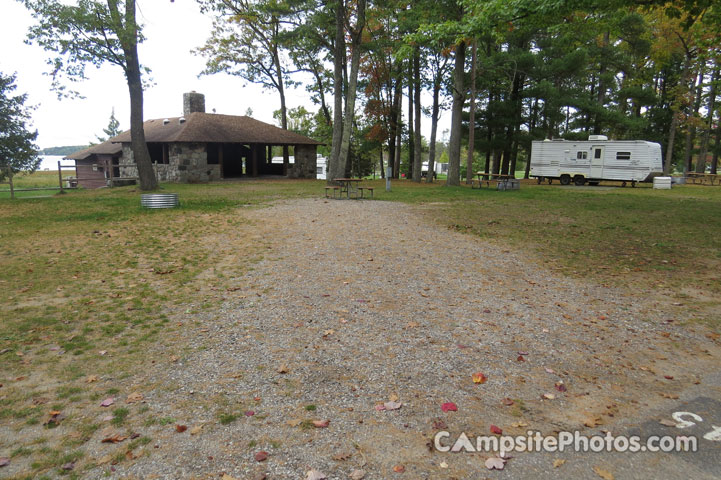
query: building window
[
  {"left": 148, "top": 143, "right": 169, "bottom": 164},
  {"left": 576, "top": 151, "right": 588, "bottom": 160},
  {"left": 594, "top": 148, "right": 603, "bottom": 159},
  {"left": 616, "top": 152, "right": 631, "bottom": 160},
  {"left": 207, "top": 144, "right": 220, "bottom": 165}
]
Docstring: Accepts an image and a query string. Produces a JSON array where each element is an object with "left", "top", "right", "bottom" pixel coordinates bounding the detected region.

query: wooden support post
[
  {"left": 219, "top": 144, "right": 224, "bottom": 178},
  {"left": 252, "top": 144, "right": 258, "bottom": 177},
  {"left": 58, "top": 161, "right": 64, "bottom": 193}
]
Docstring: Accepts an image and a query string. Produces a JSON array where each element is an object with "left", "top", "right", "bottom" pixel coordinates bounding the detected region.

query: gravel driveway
[{"left": 82, "top": 198, "right": 721, "bottom": 479}]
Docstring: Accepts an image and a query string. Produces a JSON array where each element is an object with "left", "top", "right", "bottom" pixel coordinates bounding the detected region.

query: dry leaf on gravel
[
  {"left": 101, "top": 434, "right": 127, "bottom": 443},
  {"left": 659, "top": 419, "right": 677, "bottom": 427},
  {"left": 277, "top": 364, "right": 289, "bottom": 374},
  {"left": 393, "top": 464, "right": 405, "bottom": 473},
  {"left": 542, "top": 393, "right": 555, "bottom": 400},
  {"left": 553, "top": 459, "right": 566, "bottom": 468},
  {"left": 593, "top": 466, "right": 615, "bottom": 480},
  {"left": 190, "top": 425, "right": 203, "bottom": 435},
  {"left": 0, "top": 458, "right": 9, "bottom": 467},
  {"left": 441, "top": 402, "right": 458, "bottom": 412},
  {"left": 376, "top": 401, "right": 402, "bottom": 411},
  {"left": 502, "top": 397, "right": 514, "bottom": 406},
  {"left": 254, "top": 451, "right": 269, "bottom": 462},
  {"left": 490, "top": 425, "right": 503, "bottom": 435},
  {"left": 349, "top": 469, "right": 366, "bottom": 480},
  {"left": 313, "top": 419, "right": 330, "bottom": 428},
  {"left": 126, "top": 392, "right": 144, "bottom": 403},
  {"left": 100, "top": 397, "right": 114, "bottom": 407},
  {"left": 221, "top": 475, "right": 238, "bottom": 480},
  {"left": 86, "top": 375, "right": 99, "bottom": 383},
  {"left": 485, "top": 456, "right": 506, "bottom": 470},
  {"left": 175, "top": 425, "right": 188, "bottom": 433},
  {"left": 286, "top": 418, "right": 303, "bottom": 427},
  {"left": 305, "top": 470, "right": 327, "bottom": 480},
  {"left": 472, "top": 372, "right": 488, "bottom": 384}
]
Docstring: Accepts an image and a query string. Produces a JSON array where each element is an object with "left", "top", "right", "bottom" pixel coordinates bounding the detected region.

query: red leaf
[
  {"left": 664, "top": 375, "right": 674, "bottom": 380},
  {"left": 516, "top": 355, "right": 526, "bottom": 362},
  {"left": 472, "top": 372, "right": 488, "bottom": 384},
  {"left": 175, "top": 425, "right": 187, "bottom": 433},
  {"left": 490, "top": 425, "right": 503, "bottom": 435},
  {"left": 555, "top": 382, "right": 567, "bottom": 392},
  {"left": 245, "top": 410, "right": 255, "bottom": 416},
  {"left": 441, "top": 402, "right": 458, "bottom": 412},
  {"left": 254, "top": 451, "right": 269, "bottom": 462},
  {"left": 502, "top": 397, "right": 514, "bottom": 406}
]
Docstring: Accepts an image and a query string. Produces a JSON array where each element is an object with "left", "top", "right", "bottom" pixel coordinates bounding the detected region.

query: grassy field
[
  {"left": 1, "top": 176, "right": 720, "bottom": 478},
  {"left": 0, "top": 170, "right": 73, "bottom": 199}
]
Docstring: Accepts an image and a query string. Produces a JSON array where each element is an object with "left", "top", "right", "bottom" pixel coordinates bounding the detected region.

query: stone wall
[
  {"left": 289, "top": 144, "right": 318, "bottom": 179},
  {"left": 119, "top": 143, "right": 220, "bottom": 183}
]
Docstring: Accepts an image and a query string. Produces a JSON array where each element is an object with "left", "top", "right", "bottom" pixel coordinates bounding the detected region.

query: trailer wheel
[
  {"left": 573, "top": 175, "right": 586, "bottom": 186},
  {"left": 560, "top": 174, "right": 571, "bottom": 185}
]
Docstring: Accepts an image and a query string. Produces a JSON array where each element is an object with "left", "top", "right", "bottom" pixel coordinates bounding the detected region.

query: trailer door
[{"left": 591, "top": 146, "right": 604, "bottom": 178}]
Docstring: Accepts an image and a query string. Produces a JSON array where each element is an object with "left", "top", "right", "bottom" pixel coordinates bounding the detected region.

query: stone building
[{"left": 110, "top": 92, "right": 321, "bottom": 183}]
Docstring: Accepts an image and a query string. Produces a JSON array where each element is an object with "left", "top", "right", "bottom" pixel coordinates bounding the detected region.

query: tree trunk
[
  {"left": 393, "top": 74, "right": 402, "bottom": 179},
  {"left": 328, "top": 0, "right": 345, "bottom": 183},
  {"left": 465, "top": 40, "right": 477, "bottom": 184},
  {"left": 116, "top": 0, "right": 156, "bottom": 190},
  {"left": 685, "top": 64, "right": 703, "bottom": 172},
  {"left": 426, "top": 71, "right": 441, "bottom": 183},
  {"left": 337, "top": 0, "right": 365, "bottom": 177},
  {"left": 407, "top": 60, "right": 414, "bottom": 180},
  {"left": 412, "top": 48, "right": 422, "bottom": 183},
  {"left": 593, "top": 32, "right": 609, "bottom": 135},
  {"left": 697, "top": 66, "right": 717, "bottom": 174},
  {"left": 447, "top": 41, "right": 466, "bottom": 186}
]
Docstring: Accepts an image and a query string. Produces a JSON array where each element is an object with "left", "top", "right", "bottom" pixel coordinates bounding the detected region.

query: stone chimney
[{"left": 183, "top": 91, "right": 205, "bottom": 116}]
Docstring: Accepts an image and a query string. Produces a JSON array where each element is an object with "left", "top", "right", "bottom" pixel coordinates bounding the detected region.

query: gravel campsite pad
[{"left": 4, "top": 198, "right": 720, "bottom": 479}]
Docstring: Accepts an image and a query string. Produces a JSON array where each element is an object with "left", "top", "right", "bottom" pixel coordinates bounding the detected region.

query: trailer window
[
  {"left": 616, "top": 152, "right": 631, "bottom": 160},
  {"left": 576, "top": 151, "right": 588, "bottom": 160},
  {"left": 594, "top": 148, "right": 602, "bottom": 159}
]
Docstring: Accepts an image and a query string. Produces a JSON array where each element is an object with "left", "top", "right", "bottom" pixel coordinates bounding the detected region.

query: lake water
[{"left": 37, "top": 155, "right": 71, "bottom": 171}]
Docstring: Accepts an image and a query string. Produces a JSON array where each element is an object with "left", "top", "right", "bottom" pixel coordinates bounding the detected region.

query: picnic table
[
  {"left": 324, "top": 178, "right": 374, "bottom": 199},
  {"left": 471, "top": 172, "right": 516, "bottom": 189},
  {"left": 685, "top": 172, "right": 720, "bottom": 186}
]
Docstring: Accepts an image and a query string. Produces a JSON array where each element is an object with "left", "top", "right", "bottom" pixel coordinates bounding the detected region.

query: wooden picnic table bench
[
  {"left": 471, "top": 172, "right": 517, "bottom": 189},
  {"left": 685, "top": 172, "right": 720, "bottom": 185}
]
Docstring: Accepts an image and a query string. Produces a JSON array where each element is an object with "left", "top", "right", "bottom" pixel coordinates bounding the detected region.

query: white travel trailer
[
  {"left": 421, "top": 161, "right": 447, "bottom": 178},
  {"left": 530, "top": 136, "right": 663, "bottom": 186},
  {"left": 271, "top": 154, "right": 327, "bottom": 180}
]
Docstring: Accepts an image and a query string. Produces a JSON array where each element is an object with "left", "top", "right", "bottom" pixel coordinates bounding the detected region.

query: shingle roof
[
  {"left": 65, "top": 140, "right": 122, "bottom": 160},
  {"left": 110, "top": 113, "right": 322, "bottom": 146}
]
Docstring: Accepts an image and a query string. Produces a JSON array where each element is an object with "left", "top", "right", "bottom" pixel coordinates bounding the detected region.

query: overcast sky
[{"left": 1, "top": 0, "right": 447, "bottom": 152}]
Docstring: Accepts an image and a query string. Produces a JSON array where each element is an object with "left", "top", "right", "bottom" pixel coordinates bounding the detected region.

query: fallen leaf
[
  {"left": 664, "top": 375, "right": 674, "bottom": 380},
  {"left": 432, "top": 419, "right": 447, "bottom": 429},
  {"left": 485, "top": 456, "right": 506, "bottom": 470},
  {"left": 393, "top": 464, "right": 405, "bottom": 473},
  {"left": 222, "top": 475, "right": 239, "bottom": 480},
  {"left": 286, "top": 418, "right": 303, "bottom": 427},
  {"left": 555, "top": 382, "right": 567, "bottom": 392},
  {"left": 126, "top": 392, "right": 144, "bottom": 404},
  {"left": 441, "top": 402, "right": 458, "bottom": 412},
  {"left": 305, "top": 470, "right": 327, "bottom": 480},
  {"left": 254, "top": 451, "right": 269, "bottom": 462},
  {"left": 517, "top": 355, "right": 526, "bottom": 362},
  {"left": 100, "top": 397, "right": 115, "bottom": 407},
  {"left": 175, "top": 425, "right": 187, "bottom": 433},
  {"left": 332, "top": 451, "right": 352, "bottom": 461},
  {"left": 593, "top": 466, "right": 614, "bottom": 480},
  {"left": 277, "top": 364, "right": 289, "bottom": 374},
  {"left": 662, "top": 393, "right": 679, "bottom": 399},
  {"left": 545, "top": 367, "right": 555, "bottom": 374},
  {"left": 512, "top": 421, "right": 529, "bottom": 428},
  {"left": 101, "top": 434, "right": 127, "bottom": 443},
  {"left": 584, "top": 417, "right": 603, "bottom": 428},
  {"left": 472, "top": 372, "right": 488, "bottom": 384},
  {"left": 439, "top": 461, "right": 448, "bottom": 469},
  {"left": 382, "top": 401, "right": 402, "bottom": 411},
  {"left": 553, "top": 459, "right": 566, "bottom": 468},
  {"left": 502, "top": 398, "right": 514, "bottom": 406},
  {"left": 245, "top": 410, "right": 255, "bottom": 417},
  {"left": 190, "top": 425, "right": 203, "bottom": 435},
  {"left": 490, "top": 425, "right": 503, "bottom": 435},
  {"left": 542, "top": 393, "right": 555, "bottom": 400},
  {"left": 659, "top": 419, "right": 677, "bottom": 427},
  {"left": 86, "top": 375, "right": 99, "bottom": 383},
  {"left": 0, "top": 458, "right": 9, "bottom": 467},
  {"left": 313, "top": 419, "right": 330, "bottom": 428},
  {"left": 61, "top": 461, "right": 75, "bottom": 471},
  {"left": 349, "top": 469, "right": 366, "bottom": 480}
]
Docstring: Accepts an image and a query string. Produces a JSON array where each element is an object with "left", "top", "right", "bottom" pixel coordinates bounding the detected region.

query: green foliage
[
  {"left": 0, "top": 72, "right": 40, "bottom": 178},
  {"left": 96, "top": 108, "right": 121, "bottom": 143}
]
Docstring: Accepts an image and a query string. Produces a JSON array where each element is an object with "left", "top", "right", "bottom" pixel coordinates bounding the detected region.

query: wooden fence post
[{"left": 58, "top": 161, "right": 64, "bottom": 193}]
